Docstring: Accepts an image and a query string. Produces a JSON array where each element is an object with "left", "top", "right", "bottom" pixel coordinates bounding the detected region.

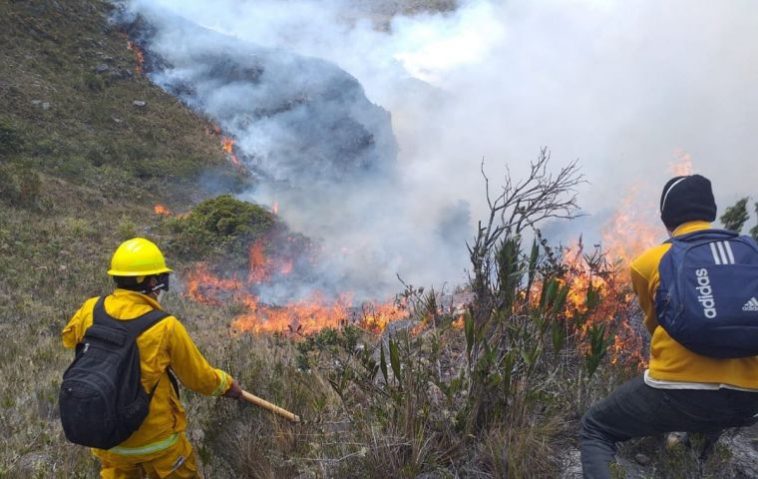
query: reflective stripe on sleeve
[
  {"left": 211, "top": 370, "right": 231, "bottom": 396},
  {"left": 108, "top": 432, "right": 179, "bottom": 456}
]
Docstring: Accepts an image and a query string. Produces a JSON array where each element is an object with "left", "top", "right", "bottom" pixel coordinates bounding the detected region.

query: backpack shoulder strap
[
  {"left": 92, "top": 296, "right": 122, "bottom": 328},
  {"left": 92, "top": 296, "right": 170, "bottom": 339},
  {"left": 738, "top": 234, "right": 758, "bottom": 253},
  {"left": 122, "top": 309, "right": 171, "bottom": 340},
  {"left": 121, "top": 308, "right": 172, "bottom": 397}
]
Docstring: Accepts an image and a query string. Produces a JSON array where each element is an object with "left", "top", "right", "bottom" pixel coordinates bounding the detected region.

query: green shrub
[
  {"left": 55, "top": 155, "right": 92, "bottom": 181},
  {"left": 165, "top": 195, "right": 275, "bottom": 260},
  {"left": 116, "top": 215, "right": 139, "bottom": 240},
  {"left": 0, "top": 118, "right": 22, "bottom": 156},
  {"left": 720, "top": 198, "right": 749, "bottom": 232},
  {"left": 61, "top": 217, "right": 97, "bottom": 238},
  {"left": 81, "top": 72, "right": 105, "bottom": 92},
  {"left": 0, "top": 163, "right": 42, "bottom": 208}
]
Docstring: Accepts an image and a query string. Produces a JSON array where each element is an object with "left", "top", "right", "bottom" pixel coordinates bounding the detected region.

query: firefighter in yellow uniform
[{"left": 62, "top": 238, "right": 242, "bottom": 479}]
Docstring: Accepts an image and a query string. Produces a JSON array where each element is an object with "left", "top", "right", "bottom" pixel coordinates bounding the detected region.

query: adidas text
[
  {"left": 743, "top": 297, "right": 758, "bottom": 312},
  {"left": 695, "top": 268, "right": 718, "bottom": 318}
]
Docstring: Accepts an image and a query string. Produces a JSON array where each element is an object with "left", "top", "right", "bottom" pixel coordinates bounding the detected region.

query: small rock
[
  {"left": 558, "top": 448, "right": 582, "bottom": 479},
  {"left": 634, "top": 453, "right": 651, "bottom": 465},
  {"left": 132, "top": 100, "right": 147, "bottom": 108},
  {"left": 666, "top": 431, "right": 688, "bottom": 449},
  {"left": 112, "top": 69, "right": 133, "bottom": 80},
  {"left": 95, "top": 63, "right": 110, "bottom": 73},
  {"left": 112, "top": 117, "right": 123, "bottom": 124},
  {"left": 188, "top": 428, "right": 204, "bottom": 443}
]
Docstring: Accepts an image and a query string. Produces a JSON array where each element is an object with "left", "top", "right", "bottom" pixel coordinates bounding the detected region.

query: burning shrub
[
  {"left": 164, "top": 194, "right": 275, "bottom": 260},
  {"left": 155, "top": 150, "right": 653, "bottom": 477}
]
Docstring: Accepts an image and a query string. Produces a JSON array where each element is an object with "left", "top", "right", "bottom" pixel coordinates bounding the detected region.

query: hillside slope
[
  {"left": 0, "top": 0, "right": 248, "bottom": 309},
  {"left": 0, "top": 1, "right": 247, "bottom": 476},
  {"left": 0, "top": 0, "right": 242, "bottom": 199},
  {"left": 4, "top": 2, "right": 758, "bottom": 479}
]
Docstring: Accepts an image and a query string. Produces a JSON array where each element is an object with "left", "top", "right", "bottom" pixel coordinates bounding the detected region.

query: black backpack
[{"left": 59, "top": 296, "right": 169, "bottom": 449}]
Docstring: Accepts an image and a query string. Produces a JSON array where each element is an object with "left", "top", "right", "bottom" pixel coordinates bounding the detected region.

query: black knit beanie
[{"left": 659, "top": 174, "right": 717, "bottom": 230}]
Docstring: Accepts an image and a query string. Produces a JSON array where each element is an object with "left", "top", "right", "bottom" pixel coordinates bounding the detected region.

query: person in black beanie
[
  {"left": 579, "top": 174, "right": 758, "bottom": 478},
  {"left": 659, "top": 174, "right": 717, "bottom": 231}
]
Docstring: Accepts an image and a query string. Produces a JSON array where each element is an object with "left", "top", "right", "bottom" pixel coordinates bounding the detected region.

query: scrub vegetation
[
  {"left": 2, "top": 1, "right": 758, "bottom": 478},
  {"left": 163, "top": 195, "right": 276, "bottom": 261}
]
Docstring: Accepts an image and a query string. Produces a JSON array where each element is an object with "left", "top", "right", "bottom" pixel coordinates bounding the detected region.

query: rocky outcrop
[{"left": 114, "top": 6, "right": 398, "bottom": 188}]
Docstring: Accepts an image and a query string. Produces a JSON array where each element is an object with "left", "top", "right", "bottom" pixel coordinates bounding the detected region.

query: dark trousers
[{"left": 580, "top": 377, "right": 758, "bottom": 479}]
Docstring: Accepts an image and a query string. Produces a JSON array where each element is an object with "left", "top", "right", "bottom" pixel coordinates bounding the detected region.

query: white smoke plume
[{"left": 123, "top": 0, "right": 758, "bottom": 299}]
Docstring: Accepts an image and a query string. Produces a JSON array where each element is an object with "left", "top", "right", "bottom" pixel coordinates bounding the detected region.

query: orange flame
[
  {"left": 184, "top": 239, "right": 408, "bottom": 335},
  {"left": 185, "top": 263, "right": 245, "bottom": 306},
  {"left": 221, "top": 136, "right": 234, "bottom": 153},
  {"left": 154, "top": 204, "right": 172, "bottom": 216},
  {"left": 600, "top": 186, "right": 660, "bottom": 265},
  {"left": 126, "top": 41, "right": 145, "bottom": 76},
  {"left": 671, "top": 148, "right": 694, "bottom": 176},
  {"left": 547, "top": 185, "right": 660, "bottom": 370},
  {"left": 358, "top": 301, "right": 408, "bottom": 334},
  {"left": 247, "top": 240, "right": 270, "bottom": 284},
  {"left": 232, "top": 293, "right": 351, "bottom": 335},
  {"left": 559, "top": 241, "right": 646, "bottom": 368},
  {"left": 221, "top": 136, "right": 242, "bottom": 167}
]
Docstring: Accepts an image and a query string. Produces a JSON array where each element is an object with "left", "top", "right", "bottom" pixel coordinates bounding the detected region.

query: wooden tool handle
[{"left": 240, "top": 390, "right": 301, "bottom": 423}]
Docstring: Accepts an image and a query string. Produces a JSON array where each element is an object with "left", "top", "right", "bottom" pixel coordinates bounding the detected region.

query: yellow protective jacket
[
  {"left": 630, "top": 220, "right": 758, "bottom": 388},
  {"left": 62, "top": 289, "right": 233, "bottom": 457}
]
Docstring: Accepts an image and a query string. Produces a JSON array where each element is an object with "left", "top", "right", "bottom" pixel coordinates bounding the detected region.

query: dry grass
[{"left": 1, "top": 1, "right": 752, "bottom": 478}]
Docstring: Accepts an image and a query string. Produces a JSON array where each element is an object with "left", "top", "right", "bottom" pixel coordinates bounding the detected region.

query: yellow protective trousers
[{"left": 96, "top": 433, "right": 201, "bottom": 479}]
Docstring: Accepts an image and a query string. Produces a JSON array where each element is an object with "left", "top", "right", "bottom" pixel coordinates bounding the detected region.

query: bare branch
[{"left": 468, "top": 148, "right": 585, "bottom": 326}]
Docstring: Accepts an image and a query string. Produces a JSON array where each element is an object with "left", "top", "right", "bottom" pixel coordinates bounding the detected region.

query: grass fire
[{"left": 3, "top": 1, "right": 758, "bottom": 478}]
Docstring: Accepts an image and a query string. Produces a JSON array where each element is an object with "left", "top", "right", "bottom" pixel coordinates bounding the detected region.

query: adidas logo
[{"left": 743, "top": 297, "right": 758, "bottom": 312}]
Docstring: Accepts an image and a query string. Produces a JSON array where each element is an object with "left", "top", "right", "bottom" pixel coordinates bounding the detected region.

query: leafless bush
[{"left": 468, "top": 147, "right": 583, "bottom": 326}]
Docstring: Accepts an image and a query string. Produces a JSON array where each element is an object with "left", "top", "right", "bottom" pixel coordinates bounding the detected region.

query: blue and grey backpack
[{"left": 656, "top": 229, "right": 758, "bottom": 358}]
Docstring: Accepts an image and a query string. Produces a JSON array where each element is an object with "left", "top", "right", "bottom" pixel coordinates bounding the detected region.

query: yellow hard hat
[{"left": 107, "top": 237, "right": 173, "bottom": 277}]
